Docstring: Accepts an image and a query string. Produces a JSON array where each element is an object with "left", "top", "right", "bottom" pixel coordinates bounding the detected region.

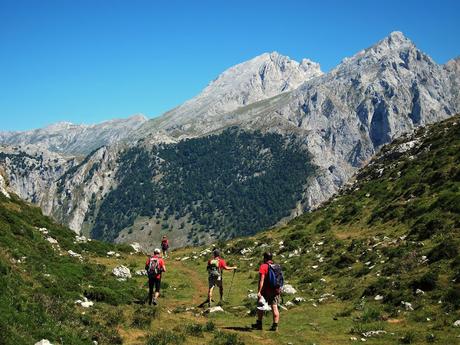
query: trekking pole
[{"left": 226, "top": 269, "right": 236, "bottom": 301}]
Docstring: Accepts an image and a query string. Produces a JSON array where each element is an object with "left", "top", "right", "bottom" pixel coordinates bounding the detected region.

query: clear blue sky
[{"left": 1, "top": 0, "right": 459, "bottom": 131}]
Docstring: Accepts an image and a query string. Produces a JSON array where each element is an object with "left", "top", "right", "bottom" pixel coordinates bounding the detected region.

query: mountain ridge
[{"left": 0, "top": 31, "right": 459, "bottom": 247}]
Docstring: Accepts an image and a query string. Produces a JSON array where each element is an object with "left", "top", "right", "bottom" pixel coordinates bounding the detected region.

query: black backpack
[{"left": 268, "top": 263, "right": 284, "bottom": 291}]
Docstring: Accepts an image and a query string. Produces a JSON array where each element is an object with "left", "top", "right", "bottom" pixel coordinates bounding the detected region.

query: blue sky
[{"left": 1, "top": 0, "right": 459, "bottom": 131}]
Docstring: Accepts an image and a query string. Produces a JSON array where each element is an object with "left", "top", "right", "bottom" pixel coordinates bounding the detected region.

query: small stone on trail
[
  {"left": 206, "top": 306, "right": 224, "bottom": 313},
  {"left": 454, "top": 320, "right": 460, "bottom": 327},
  {"left": 374, "top": 295, "right": 383, "bottom": 301}
]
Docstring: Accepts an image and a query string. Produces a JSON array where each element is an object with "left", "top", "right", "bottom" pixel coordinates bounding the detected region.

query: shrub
[
  {"left": 204, "top": 320, "right": 216, "bottom": 332},
  {"left": 185, "top": 323, "right": 204, "bottom": 337},
  {"left": 146, "top": 330, "right": 185, "bottom": 345},
  {"left": 409, "top": 216, "right": 448, "bottom": 241},
  {"left": 361, "top": 306, "right": 382, "bottom": 322},
  {"left": 428, "top": 240, "right": 458, "bottom": 262},
  {"left": 333, "top": 253, "right": 355, "bottom": 269},
  {"left": 443, "top": 286, "right": 460, "bottom": 310},
  {"left": 316, "top": 219, "right": 331, "bottom": 233},
  {"left": 409, "top": 271, "right": 438, "bottom": 291},
  {"left": 212, "top": 331, "right": 245, "bottom": 345},
  {"left": 399, "top": 331, "right": 416, "bottom": 344}
]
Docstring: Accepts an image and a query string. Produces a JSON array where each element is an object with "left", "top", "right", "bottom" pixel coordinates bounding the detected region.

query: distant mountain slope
[{"left": 0, "top": 114, "right": 147, "bottom": 156}]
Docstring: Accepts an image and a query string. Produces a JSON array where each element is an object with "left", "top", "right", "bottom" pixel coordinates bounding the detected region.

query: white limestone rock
[
  {"left": 281, "top": 284, "right": 297, "bottom": 295},
  {"left": 35, "top": 340, "right": 53, "bottom": 345},
  {"left": 112, "top": 265, "right": 131, "bottom": 280}
]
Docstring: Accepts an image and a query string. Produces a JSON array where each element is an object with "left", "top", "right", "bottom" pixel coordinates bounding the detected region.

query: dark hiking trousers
[{"left": 148, "top": 276, "right": 161, "bottom": 305}]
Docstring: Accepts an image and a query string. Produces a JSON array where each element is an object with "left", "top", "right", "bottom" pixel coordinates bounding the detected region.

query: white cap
[{"left": 154, "top": 248, "right": 161, "bottom": 254}]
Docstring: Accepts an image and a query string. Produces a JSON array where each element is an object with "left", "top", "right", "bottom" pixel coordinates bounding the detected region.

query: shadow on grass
[{"left": 221, "top": 326, "right": 253, "bottom": 332}]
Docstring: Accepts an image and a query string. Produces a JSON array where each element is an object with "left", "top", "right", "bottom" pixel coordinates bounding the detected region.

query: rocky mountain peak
[{"left": 137, "top": 52, "right": 322, "bottom": 135}]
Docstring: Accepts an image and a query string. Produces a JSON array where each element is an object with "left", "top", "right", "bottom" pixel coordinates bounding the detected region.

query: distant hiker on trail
[
  {"left": 145, "top": 248, "right": 166, "bottom": 305},
  {"left": 252, "top": 252, "right": 283, "bottom": 331},
  {"left": 206, "top": 249, "right": 237, "bottom": 307},
  {"left": 161, "top": 235, "right": 169, "bottom": 258}
]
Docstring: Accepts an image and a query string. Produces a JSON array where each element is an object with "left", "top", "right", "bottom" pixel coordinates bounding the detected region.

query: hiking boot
[
  {"left": 269, "top": 323, "right": 278, "bottom": 331},
  {"left": 251, "top": 320, "right": 262, "bottom": 330},
  {"left": 152, "top": 298, "right": 158, "bottom": 306}
]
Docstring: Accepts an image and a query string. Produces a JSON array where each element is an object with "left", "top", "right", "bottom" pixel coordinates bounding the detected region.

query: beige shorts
[{"left": 263, "top": 292, "right": 281, "bottom": 305}]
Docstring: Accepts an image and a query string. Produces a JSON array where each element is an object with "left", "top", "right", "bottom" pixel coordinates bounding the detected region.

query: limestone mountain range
[{"left": 0, "top": 31, "right": 458, "bottom": 247}]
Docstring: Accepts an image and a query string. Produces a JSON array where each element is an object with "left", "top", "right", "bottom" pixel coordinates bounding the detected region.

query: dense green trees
[{"left": 92, "top": 128, "right": 315, "bottom": 242}]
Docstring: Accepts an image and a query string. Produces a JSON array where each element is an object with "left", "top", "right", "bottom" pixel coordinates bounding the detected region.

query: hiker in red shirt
[
  {"left": 206, "top": 249, "right": 237, "bottom": 307},
  {"left": 145, "top": 248, "right": 166, "bottom": 305},
  {"left": 252, "top": 252, "right": 281, "bottom": 331},
  {"left": 161, "top": 235, "right": 169, "bottom": 258}
]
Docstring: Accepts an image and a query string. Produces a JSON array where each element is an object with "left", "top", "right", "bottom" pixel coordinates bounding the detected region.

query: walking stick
[{"left": 226, "top": 269, "right": 236, "bottom": 300}]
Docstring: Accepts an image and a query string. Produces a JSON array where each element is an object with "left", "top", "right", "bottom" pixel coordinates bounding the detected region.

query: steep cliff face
[
  {"left": 0, "top": 115, "right": 147, "bottom": 156},
  {"left": 0, "top": 145, "right": 75, "bottom": 214}
]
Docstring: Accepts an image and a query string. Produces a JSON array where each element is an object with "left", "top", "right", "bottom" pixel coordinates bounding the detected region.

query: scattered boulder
[
  {"left": 362, "top": 330, "right": 386, "bottom": 338},
  {"left": 38, "top": 227, "right": 49, "bottom": 235},
  {"left": 35, "top": 340, "right": 53, "bottom": 345},
  {"left": 106, "top": 251, "right": 116, "bottom": 256},
  {"left": 240, "top": 248, "right": 253, "bottom": 255},
  {"left": 181, "top": 257, "right": 190, "bottom": 261},
  {"left": 135, "top": 270, "right": 147, "bottom": 276},
  {"left": 130, "top": 242, "right": 142, "bottom": 253},
  {"left": 454, "top": 320, "right": 460, "bottom": 327},
  {"left": 46, "top": 237, "right": 58, "bottom": 244},
  {"left": 247, "top": 293, "right": 258, "bottom": 300},
  {"left": 401, "top": 301, "right": 414, "bottom": 311},
  {"left": 293, "top": 297, "right": 305, "bottom": 304},
  {"left": 285, "top": 301, "right": 295, "bottom": 307},
  {"left": 68, "top": 250, "right": 83, "bottom": 260},
  {"left": 75, "top": 235, "right": 87, "bottom": 243},
  {"left": 281, "top": 284, "right": 297, "bottom": 295},
  {"left": 112, "top": 265, "right": 131, "bottom": 280},
  {"left": 75, "top": 297, "right": 94, "bottom": 308},
  {"left": 374, "top": 295, "right": 384, "bottom": 301},
  {"left": 415, "top": 289, "right": 425, "bottom": 295}
]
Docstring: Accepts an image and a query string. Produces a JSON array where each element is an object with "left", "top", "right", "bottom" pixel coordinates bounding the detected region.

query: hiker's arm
[
  {"left": 223, "top": 264, "right": 237, "bottom": 270},
  {"left": 257, "top": 273, "right": 265, "bottom": 298}
]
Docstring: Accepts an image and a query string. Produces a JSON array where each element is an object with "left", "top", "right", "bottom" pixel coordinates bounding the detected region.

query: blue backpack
[{"left": 268, "top": 263, "right": 284, "bottom": 291}]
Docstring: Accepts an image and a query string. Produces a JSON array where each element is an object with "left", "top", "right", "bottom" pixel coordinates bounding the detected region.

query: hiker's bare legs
[
  {"left": 257, "top": 309, "right": 264, "bottom": 321},
  {"left": 219, "top": 285, "right": 224, "bottom": 302},
  {"left": 272, "top": 304, "right": 280, "bottom": 324},
  {"left": 155, "top": 291, "right": 160, "bottom": 300},
  {"left": 208, "top": 286, "right": 214, "bottom": 302}
]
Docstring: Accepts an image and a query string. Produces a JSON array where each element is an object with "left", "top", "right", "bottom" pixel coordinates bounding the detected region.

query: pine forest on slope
[{"left": 90, "top": 128, "right": 315, "bottom": 244}]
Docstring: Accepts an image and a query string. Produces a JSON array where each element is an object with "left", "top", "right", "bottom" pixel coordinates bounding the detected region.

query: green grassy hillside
[{"left": 1, "top": 115, "right": 459, "bottom": 345}]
